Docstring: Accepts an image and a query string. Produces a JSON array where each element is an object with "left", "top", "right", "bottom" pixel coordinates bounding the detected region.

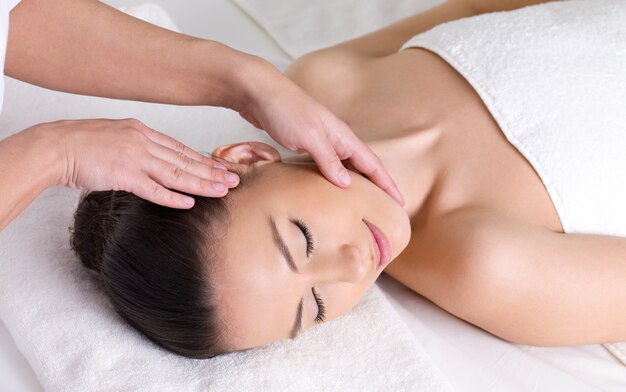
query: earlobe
[{"left": 212, "top": 142, "right": 282, "bottom": 166}]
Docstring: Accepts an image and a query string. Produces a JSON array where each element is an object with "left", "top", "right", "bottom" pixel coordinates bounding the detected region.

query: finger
[
  {"left": 343, "top": 142, "right": 405, "bottom": 206},
  {"left": 148, "top": 144, "right": 239, "bottom": 188},
  {"left": 132, "top": 178, "right": 196, "bottom": 209},
  {"left": 303, "top": 131, "right": 353, "bottom": 188},
  {"left": 148, "top": 158, "right": 230, "bottom": 198},
  {"left": 321, "top": 122, "right": 405, "bottom": 205},
  {"left": 133, "top": 121, "right": 224, "bottom": 168}
]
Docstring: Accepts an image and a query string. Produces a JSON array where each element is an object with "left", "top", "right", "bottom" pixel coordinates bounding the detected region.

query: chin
[{"left": 386, "top": 208, "right": 412, "bottom": 259}]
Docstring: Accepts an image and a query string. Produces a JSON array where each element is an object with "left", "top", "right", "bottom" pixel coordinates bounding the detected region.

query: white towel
[
  {"left": 231, "top": 0, "right": 444, "bottom": 58},
  {"left": 0, "top": 70, "right": 451, "bottom": 392},
  {"left": 400, "top": 0, "right": 626, "bottom": 364}
]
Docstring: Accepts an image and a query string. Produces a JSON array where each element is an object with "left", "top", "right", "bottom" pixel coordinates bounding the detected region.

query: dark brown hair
[{"left": 70, "top": 190, "right": 230, "bottom": 358}]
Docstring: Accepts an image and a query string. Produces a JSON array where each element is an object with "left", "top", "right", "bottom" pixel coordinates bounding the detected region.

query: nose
[{"left": 316, "top": 243, "right": 369, "bottom": 284}]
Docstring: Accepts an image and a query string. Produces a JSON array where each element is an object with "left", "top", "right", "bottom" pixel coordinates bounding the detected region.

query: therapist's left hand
[
  {"left": 45, "top": 118, "right": 240, "bottom": 208},
  {"left": 236, "top": 62, "right": 404, "bottom": 206}
]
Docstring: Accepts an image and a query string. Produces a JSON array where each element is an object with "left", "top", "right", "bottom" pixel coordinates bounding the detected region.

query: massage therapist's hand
[
  {"left": 47, "top": 119, "right": 239, "bottom": 208},
  {"left": 236, "top": 62, "right": 404, "bottom": 205}
]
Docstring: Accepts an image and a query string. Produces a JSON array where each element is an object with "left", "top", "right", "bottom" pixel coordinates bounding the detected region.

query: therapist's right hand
[{"left": 43, "top": 118, "right": 239, "bottom": 208}]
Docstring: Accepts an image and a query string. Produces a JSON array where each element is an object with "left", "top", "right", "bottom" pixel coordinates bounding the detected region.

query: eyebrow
[
  {"left": 269, "top": 217, "right": 303, "bottom": 338},
  {"left": 269, "top": 217, "right": 300, "bottom": 274}
]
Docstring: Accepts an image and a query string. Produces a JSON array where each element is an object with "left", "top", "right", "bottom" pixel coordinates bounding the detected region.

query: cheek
[
  {"left": 302, "top": 180, "right": 367, "bottom": 218},
  {"left": 323, "top": 281, "right": 373, "bottom": 322}
]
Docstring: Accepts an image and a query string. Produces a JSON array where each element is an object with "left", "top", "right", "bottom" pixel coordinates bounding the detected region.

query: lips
[{"left": 363, "top": 219, "right": 392, "bottom": 270}]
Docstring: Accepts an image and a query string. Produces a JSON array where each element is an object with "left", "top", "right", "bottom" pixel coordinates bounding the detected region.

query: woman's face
[{"left": 212, "top": 143, "right": 411, "bottom": 351}]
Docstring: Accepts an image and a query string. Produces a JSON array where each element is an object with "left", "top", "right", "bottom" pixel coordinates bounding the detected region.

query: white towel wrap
[{"left": 401, "top": 0, "right": 626, "bottom": 362}]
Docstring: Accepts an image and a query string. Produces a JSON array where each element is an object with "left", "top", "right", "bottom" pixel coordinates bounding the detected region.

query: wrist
[
  {"left": 203, "top": 41, "right": 279, "bottom": 112},
  {"left": 19, "top": 123, "right": 67, "bottom": 188}
]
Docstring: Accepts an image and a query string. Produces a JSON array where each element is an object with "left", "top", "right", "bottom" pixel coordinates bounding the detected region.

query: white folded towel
[
  {"left": 231, "top": 0, "right": 444, "bottom": 58},
  {"left": 0, "top": 76, "right": 451, "bottom": 391},
  {"left": 400, "top": 0, "right": 626, "bottom": 365}
]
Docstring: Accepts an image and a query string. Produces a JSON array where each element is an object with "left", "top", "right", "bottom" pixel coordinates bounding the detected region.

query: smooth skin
[
  {"left": 0, "top": 0, "right": 402, "bottom": 230},
  {"left": 211, "top": 142, "right": 411, "bottom": 350},
  {"left": 204, "top": 0, "right": 626, "bottom": 350}
]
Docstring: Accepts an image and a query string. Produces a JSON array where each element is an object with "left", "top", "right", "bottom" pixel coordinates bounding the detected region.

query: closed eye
[
  {"left": 293, "top": 218, "right": 315, "bottom": 257},
  {"left": 291, "top": 218, "right": 324, "bottom": 324},
  {"left": 312, "top": 287, "right": 326, "bottom": 324}
]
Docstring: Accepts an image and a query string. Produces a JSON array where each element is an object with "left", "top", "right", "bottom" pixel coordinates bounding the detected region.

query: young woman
[{"left": 71, "top": 0, "right": 626, "bottom": 358}]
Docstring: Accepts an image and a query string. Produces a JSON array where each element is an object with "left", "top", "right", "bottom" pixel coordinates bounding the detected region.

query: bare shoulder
[
  {"left": 387, "top": 207, "right": 626, "bottom": 345},
  {"left": 449, "top": 209, "right": 626, "bottom": 265},
  {"left": 385, "top": 208, "right": 561, "bottom": 295},
  {"left": 406, "top": 207, "right": 626, "bottom": 268},
  {"left": 387, "top": 205, "right": 626, "bottom": 299},
  {"left": 384, "top": 209, "right": 508, "bottom": 292},
  {"left": 287, "top": 46, "right": 477, "bottom": 135},
  {"left": 285, "top": 47, "right": 370, "bottom": 119}
]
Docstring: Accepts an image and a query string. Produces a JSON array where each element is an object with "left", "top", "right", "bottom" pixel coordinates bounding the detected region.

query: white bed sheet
[{"left": 1, "top": 1, "right": 624, "bottom": 391}]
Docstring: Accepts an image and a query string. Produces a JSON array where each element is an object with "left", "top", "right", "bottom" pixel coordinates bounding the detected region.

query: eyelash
[
  {"left": 293, "top": 218, "right": 324, "bottom": 323},
  {"left": 312, "top": 287, "right": 326, "bottom": 324},
  {"left": 294, "top": 218, "right": 315, "bottom": 257}
]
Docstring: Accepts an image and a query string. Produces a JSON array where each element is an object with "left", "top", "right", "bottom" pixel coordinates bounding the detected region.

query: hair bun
[{"left": 70, "top": 191, "right": 124, "bottom": 273}]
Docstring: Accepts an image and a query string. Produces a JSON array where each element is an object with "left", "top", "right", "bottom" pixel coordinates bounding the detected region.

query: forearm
[
  {"left": 0, "top": 127, "right": 61, "bottom": 231},
  {"left": 6, "top": 0, "right": 264, "bottom": 109}
]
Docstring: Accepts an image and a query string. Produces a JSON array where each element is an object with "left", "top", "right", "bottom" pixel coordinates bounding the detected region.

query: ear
[{"left": 212, "top": 142, "right": 281, "bottom": 166}]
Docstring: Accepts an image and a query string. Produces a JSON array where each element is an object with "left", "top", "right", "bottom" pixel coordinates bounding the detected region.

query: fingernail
[
  {"left": 338, "top": 169, "right": 351, "bottom": 186},
  {"left": 213, "top": 182, "right": 226, "bottom": 192},
  {"left": 184, "top": 196, "right": 195, "bottom": 206},
  {"left": 397, "top": 192, "right": 406, "bottom": 206},
  {"left": 214, "top": 162, "right": 227, "bottom": 170},
  {"left": 224, "top": 172, "right": 239, "bottom": 184}
]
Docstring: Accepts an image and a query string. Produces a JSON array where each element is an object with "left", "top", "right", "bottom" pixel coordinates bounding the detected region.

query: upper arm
[{"left": 473, "top": 214, "right": 626, "bottom": 345}]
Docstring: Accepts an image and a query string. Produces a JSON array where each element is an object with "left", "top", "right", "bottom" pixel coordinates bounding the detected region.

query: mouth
[{"left": 363, "top": 219, "right": 392, "bottom": 271}]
